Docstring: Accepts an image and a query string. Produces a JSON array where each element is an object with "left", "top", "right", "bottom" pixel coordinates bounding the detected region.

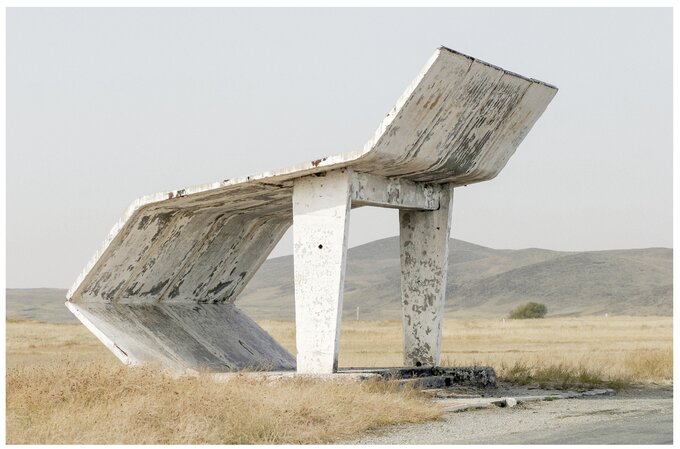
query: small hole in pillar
[
  {"left": 416, "top": 361, "right": 422, "bottom": 367},
  {"left": 318, "top": 244, "right": 323, "bottom": 249}
]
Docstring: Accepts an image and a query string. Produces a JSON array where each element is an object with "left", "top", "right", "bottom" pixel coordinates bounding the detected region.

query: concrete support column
[
  {"left": 399, "top": 184, "right": 454, "bottom": 367},
  {"left": 292, "top": 170, "right": 352, "bottom": 374}
]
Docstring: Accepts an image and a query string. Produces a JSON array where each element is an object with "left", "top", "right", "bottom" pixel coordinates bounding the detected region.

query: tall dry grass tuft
[
  {"left": 495, "top": 360, "right": 633, "bottom": 390},
  {"left": 6, "top": 360, "right": 440, "bottom": 444},
  {"left": 623, "top": 347, "right": 673, "bottom": 381}
]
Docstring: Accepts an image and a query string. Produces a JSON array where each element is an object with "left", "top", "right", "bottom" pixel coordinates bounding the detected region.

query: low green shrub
[{"left": 508, "top": 302, "right": 548, "bottom": 319}]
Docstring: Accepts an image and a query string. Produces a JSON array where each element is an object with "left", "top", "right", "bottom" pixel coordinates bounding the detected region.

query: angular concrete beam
[
  {"left": 400, "top": 185, "right": 454, "bottom": 367},
  {"left": 293, "top": 170, "right": 352, "bottom": 374},
  {"left": 350, "top": 171, "right": 439, "bottom": 210},
  {"left": 292, "top": 169, "right": 443, "bottom": 374}
]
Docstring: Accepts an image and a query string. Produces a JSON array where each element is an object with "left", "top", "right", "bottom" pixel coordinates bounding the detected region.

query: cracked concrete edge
[
  {"left": 441, "top": 389, "right": 616, "bottom": 412},
  {"left": 207, "top": 371, "right": 383, "bottom": 382}
]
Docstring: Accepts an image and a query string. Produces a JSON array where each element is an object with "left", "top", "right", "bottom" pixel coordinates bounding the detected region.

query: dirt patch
[{"left": 346, "top": 386, "right": 672, "bottom": 444}]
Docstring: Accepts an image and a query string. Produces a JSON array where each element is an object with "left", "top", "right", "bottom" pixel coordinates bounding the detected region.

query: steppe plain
[{"left": 6, "top": 238, "right": 673, "bottom": 444}]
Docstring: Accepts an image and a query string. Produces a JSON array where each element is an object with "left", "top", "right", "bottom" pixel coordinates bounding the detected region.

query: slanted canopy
[{"left": 66, "top": 47, "right": 557, "bottom": 372}]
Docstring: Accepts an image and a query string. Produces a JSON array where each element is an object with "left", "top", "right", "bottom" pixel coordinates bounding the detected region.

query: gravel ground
[{"left": 345, "top": 386, "right": 672, "bottom": 445}]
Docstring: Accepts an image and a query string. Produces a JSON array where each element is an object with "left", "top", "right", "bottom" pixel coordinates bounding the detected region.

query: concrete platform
[{"left": 208, "top": 366, "right": 497, "bottom": 389}]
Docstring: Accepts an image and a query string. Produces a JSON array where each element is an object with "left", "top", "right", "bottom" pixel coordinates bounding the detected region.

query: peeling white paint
[
  {"left": 65, "top": 46, "right": 557, "bottom": 374},
  {"left": 293, "top": 170, "right": 352, "bottom": 374},
  {"left": 65, "top": 301, "right": 135, "bottom": 366},
  {"left": 399, "top": 185, "right": 454, "bottom": 367},
  {"left": 350, "top": 172, "right": 439, "bottom": 210}
]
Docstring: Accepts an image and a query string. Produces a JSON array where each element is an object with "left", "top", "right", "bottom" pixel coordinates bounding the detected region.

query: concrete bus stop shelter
[{"left": 66, "top": 46, "right": 557, "bottom": 375}]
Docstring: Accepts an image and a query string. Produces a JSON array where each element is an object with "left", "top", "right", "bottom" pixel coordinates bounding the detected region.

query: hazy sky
[{"left": 7, "top": 8, "right": 672, "bottom": 288}]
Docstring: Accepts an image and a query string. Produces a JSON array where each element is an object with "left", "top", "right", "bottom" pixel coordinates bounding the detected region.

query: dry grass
[
  {"left": 5, "top": 319, "right": 440, "bottom": 444},
  {"left": 8, "top": 316, "right": 670, "bottom": 380},
  {"left": 495, "top": 361, "right": 633, "bottom": 390},
  {"left": 7, "top": 361, "right": 438, "bottom": 444},
  {"left": 6, "top": 315, "right": 672, "bottom": 443},
  {"left": 622, "top": 347, "right": 673, "bottom": 381},
  {"left": 6, "top": 319, "right": 116, "bottom": 368},
  {"left": 260, "top": 316, "right": 672, "bottom": 384}
]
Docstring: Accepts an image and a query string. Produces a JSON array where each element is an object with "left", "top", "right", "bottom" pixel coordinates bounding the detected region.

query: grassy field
[
  {"left": 6, "top": 315, "right": 673, "bottom": 443},
  {"left": 6, "top": 319, "right": 440, "bottom": 444}
]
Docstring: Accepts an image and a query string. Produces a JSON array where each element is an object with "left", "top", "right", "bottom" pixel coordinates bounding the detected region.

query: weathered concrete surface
[
  {"left": 66, "top": 46, "right": 557, "bottom": 373},
  {"left": 350, "top": 172, "right": 440, "bottom": 210},
  {"left": 292, "top": 170, "right": 352, "bottom": 374},
  {"left": 67, "top": 301, "right": 295, "bottom": 371},
  {"left": 210, "top": 366, "right": 495, "bottom": 385},
  {"left": 398, "top": 367, "right": 496, "bottom": 389},
  {"left": 399, "top": 185, "right": 454, "bottom": 367},
  {"left": 292, "top": 171, "right": 452, "bottom": 374},
  {"left": 342, "top": 366, "right": 497, "bottom": 388}
]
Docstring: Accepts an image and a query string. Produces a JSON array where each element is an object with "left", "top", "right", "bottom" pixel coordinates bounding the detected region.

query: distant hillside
[
  {"left": 6, "top": 288, "right": 77, "bottom": 323},
  {"left": 237, "top": 237, "right": 672, "bottom": 320},
  {"left": 6, "top": 238, "right": 672, "bottom": 323}
]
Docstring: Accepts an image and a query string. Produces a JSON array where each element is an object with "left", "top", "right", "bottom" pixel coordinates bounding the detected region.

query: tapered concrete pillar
[
  {"left": 292, "top": 170, "right": 352, "bottom": 374},
  {"left": 399, "top": 184, "right": 454, "bottom": 367}
]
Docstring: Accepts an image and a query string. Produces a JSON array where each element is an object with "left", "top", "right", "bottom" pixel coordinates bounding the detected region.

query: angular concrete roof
[
  {"left": 68, "top": 47, "right": 557, "bottom": 305},
  {"left": 65, "top": 47, "right": 557, "bottom": 372}
]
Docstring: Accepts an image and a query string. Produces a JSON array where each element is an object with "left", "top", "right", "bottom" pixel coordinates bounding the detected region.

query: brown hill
[
  {"left": 237, "top": 237, "right": 672, "bottom": 320},
  {"left": 6, "top": 238, "right": 672, "bottom": 323}
]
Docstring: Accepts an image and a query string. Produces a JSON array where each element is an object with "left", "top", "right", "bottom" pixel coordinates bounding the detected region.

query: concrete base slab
[
  {"left": 341, "top": 366, "right": 497, "bottom": 388},
  {"left": 210, "top": 371, "right": 381, "bottom": 383},
  {"left": 208, "top": 366, "right": 497, "bottom": 388}
]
